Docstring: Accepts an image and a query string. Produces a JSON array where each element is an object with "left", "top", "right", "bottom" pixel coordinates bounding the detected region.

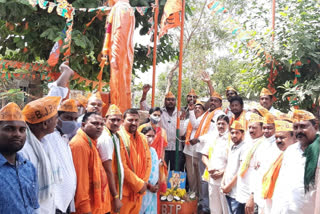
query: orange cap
[
  {"left": 248, "top": 113, "right": 264, "bottom": 123},
  {"left": 187, "top": 89, "right": 197, "bottom": 96},
  {"left": 263, "top": 113, "right": 275, "bottom": 124},
  {"left": 276, "top": 112, "right": 293, "bottom": 122},
  {"left": 231, "top": 120, "right": 244, "bottom": 131},
  {"left": 58, "top": 99, "right": 78, "bottom": 113},
  {"left": 292, "top": 109, "right": 315, "bottom": 122},
  {"left": 165, "top": 91, "right": 175, "bottom": 99},
  {"left": 211, "top": 91, "right": 222, "bottom": 100},
  {"left": 75, "top": 94, "right": 88, "bottom": 108},
  {"left": 275, "top": 120, "right": 293, "bottom": 132},
  {"left": 22, "top": 96, "right": 61, "bottom": 124},
  {"left": 88, "top": 92, "right": 103, "bottom": 101},
  {"left": 195, "top": 100, "right": 205, "bottom": 109},
  {"left": 0, "top": 102, "right": 24, "bottom": 122},
  {"left": 253, "top": 105, "right": 269, "bottom": 117},
  {"left": 260, "top": 88, "right": 273, "bottom": 96},
  {"left": 226, "top": 86, "right": 236, "bottom": 93},
  {"left": 105, "top": 104, "right": 122, "bottom": 117}
]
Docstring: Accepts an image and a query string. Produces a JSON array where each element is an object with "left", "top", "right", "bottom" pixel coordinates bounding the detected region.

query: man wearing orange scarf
[
  {"left": 229, "top": 96, "right": 250, "bottom": 130},
  {"left": 70, "top": 112, "right": 110, "bottom": 214},
  {"left": 180, "top": 101, "right": 205, "bottom": 197},
  {"left": 118, "top": 109, "right": 151, "bottom": 214},
  {"left": 261, "top": 119, "right": 295, "bottom": 213},
  {"left": 189, "top": 91, "right": 225, "bottom": 214}
]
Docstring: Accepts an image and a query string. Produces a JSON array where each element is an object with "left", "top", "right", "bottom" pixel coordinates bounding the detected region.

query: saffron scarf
[
  {"left": 79, "top": 129, "right": 108, "bottom": 208},
  {"left": 119, "top": 127, "right": 148, "bottom": 180},
  {"left": 261, "top": 153, "right": 284, "bottom": 199},
  {"left": 194, "top": 107, "right": 222, "bottom": 138},
  {"left": 229, "top": 110, "right": 248, "bottom": 130},
  {"left": 239, "top": 138, "right": 264, "bottom": 177},
  {"left": 185, "top": 121, "right": 193, "bottom": 145},
  {"left": 303, "top": 134, "right": 320, "bottom": 192}
]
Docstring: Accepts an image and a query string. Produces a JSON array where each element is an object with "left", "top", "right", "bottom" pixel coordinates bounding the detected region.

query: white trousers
[{"left": 208, "top": 182, "right": 229, "bottom": 214}]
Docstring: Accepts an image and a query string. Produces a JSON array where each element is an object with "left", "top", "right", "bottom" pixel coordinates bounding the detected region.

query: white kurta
[
  {"left": 236, "top": 137, "right": 264, "bottom": 204},
  {"left": 252, "top": 136, "right": 281, "bottom": 208},
  {"left": 42, "top": 131, "right": 77, "bottom": 212},
  {"left": 20, "top": 137, "right": 56, "bottom": 214},
  {"left": 268, "top": 106, "right": 281, "bottom": 116},
  {"left": 183, "top": 110, "right": 205, "bottom": 156},
  {"left": 271, "top": 143, "right": 317, "bottom": 214}
]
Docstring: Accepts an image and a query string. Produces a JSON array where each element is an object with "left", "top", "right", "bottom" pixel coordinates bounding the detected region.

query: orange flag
[{"left": 159, "top": 0, "right": 182, "bottom": 38}]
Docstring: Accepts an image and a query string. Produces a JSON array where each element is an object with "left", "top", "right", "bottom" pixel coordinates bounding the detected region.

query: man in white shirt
[
  {"left": 97, "top": 104, "right": 124, "bottom": 213},
  {"left": 181, "top": 101, "right": 205, "bottom": 197},
  {"left": 271, "top": 110, "right": 319, "bottom": 213},
  {"left": 251, "top": 113, "right": 281, "bottom": 213},
  {"left": 189, "top": 91, "right": 225, "bottom": 213},
  {"left": 43, "top": 99, "right": 78, "bottom": 214},
  {"left": 20, "top": 62, "right": 74, "bottom": 214},
  {"left": 259, "top": 88, "right": 281, "bottom": 116},
  {"left": 221, "top": 121, "right": 247, "bottom": 214},
  {"left": 236, "top": 113, "right": 264, "bottom": 214},
  {"left": 261, "top": 119, "right": 296, "bottom": 214},
  {"left": 160, "top": 91, "right": 185, "bottom": 171}
]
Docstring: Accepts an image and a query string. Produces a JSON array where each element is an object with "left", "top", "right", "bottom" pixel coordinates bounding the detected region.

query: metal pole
[
  {"left": 175, "top": 0, "right": 185, "bottom": 171},
  {"left": 151, "top": 0, "right": 159, "bottom": 107}
]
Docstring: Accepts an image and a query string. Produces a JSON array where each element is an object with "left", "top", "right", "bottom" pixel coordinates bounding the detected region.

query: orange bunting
[{"left": 0, "top": 59, "right": 107, "bottom": 89}]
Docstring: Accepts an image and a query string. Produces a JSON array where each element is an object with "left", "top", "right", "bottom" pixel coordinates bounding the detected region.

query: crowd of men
[{"left": 0, "top": 62, "right": 319, "bottom": 214}]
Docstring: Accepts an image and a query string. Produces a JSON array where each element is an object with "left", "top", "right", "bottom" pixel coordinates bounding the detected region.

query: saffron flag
[
  {"left": 47, "top": 39, "right": 63, "bottom": 67},
  {"left": 159, "top": 0, "right": 182, "bottom": 38}
]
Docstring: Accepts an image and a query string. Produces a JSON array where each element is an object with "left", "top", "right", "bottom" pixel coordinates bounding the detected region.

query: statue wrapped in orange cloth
[{"left": 102, "top": 0, "right": 135, "bottom": 113}]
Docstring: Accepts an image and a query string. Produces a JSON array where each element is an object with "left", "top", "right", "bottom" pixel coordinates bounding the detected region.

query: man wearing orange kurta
[
  {"left": 118, "top": 108, "right": 152, "bottom": 214},
  {"left": 70, "top": 112, "right": 110, "bottom": 214}
]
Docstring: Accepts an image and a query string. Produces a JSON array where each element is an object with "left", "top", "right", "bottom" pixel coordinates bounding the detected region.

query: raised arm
[
  {"left": 140, "top": 84, "right": 151, "bottom": 110},
  {"left": 201, "top": 71, "right": 214, "bottom": 95},
  {"left": 57, "top": 61, "right": 74, "bottom": 87}
]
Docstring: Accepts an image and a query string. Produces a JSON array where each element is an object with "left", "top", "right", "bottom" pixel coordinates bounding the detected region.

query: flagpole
[
  {"left": 151, "top": 0, "right": 159, "bottom": 107},
  {"left": 175, "top": 0, "right": 185, "bottom": 171}
]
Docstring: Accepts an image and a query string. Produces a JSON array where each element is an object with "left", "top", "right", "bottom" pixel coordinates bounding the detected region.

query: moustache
[{"left": 296, "top": 132, "right": 307, "bottom": 139}]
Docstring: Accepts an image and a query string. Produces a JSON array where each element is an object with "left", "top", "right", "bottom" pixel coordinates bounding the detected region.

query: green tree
[{"left": 0, "top": 0, "right": 178, "bottom": 91}]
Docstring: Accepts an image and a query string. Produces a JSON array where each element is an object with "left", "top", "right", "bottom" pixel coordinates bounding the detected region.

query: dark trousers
[
  {"left": 226, "top": 195, "right": 245, "bottom": 214},
  {"left": 198, "top": 154, "right": 210, "bottom": 213},
  {"left": 165, "top": 150, "right": 185, "bottom": 171}
]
